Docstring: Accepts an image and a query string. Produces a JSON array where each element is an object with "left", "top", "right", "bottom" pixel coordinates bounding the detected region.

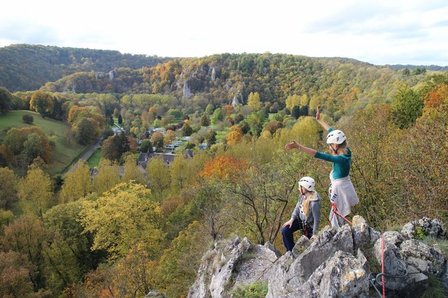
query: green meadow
[{"left": 0, "top": 110, "right": 87, "bottom": 175}]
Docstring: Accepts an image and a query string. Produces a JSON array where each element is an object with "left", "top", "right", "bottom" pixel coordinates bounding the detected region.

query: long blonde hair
[{"left": 302, "top": 191, "right": 318, "bottom": 217}]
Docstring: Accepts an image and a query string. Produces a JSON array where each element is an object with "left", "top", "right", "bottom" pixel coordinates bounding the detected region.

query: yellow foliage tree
[
  {"left": 163, "top": 129, "right": 176, "bottom": 145},
  {"left": 156, "top": 221, "right": 209, "bottom": 297},
  {"left": 0, "top": 167, "right": 18, "bottom": 210},
  {"left": 122, "top": 154, "right": 146, "bottom": 184},
  {"left": 226, "top": 125, "right": 243, "bottom": 145},
  {"left": 92, "top": 159, "right": 120, "bottom": 194},
  {"left": 146, "top": 157, "right": 171, "bottom": 199},
  {"left": 59, "top": 161, "right": 91, "bottom": 203},
  {"left": 247, "top": 92, "right": 261, "bottom": 111},
  {"left": 170, "top": 155, "right": 189, "bottom": 190},
  {"left": 285, "top": 94, "right": 300, "bottom": 111},
  {"left": 18, "top": 165, "right": 53, "bottom": 216},
  {"left": 289, "top": 116, "right": 322, "bottom": 148},
  {"left": 80, "top": 182, "right": 164, "bottom": 259}
]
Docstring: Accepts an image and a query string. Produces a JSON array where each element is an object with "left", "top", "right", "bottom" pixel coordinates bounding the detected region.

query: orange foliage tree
[
  {"left": 200, "top": 155, "right": 248, "bottom": 182},
  {"left": 226, "top": 125, "right": 243, "bottom": 145},
  {"left": 423, "top": 83, "right": 448, "bottom": 113}
]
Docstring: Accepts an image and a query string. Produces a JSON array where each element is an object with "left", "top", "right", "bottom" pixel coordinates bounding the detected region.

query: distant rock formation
[
  {"left": 183, "top": 80, "right": 192, "bottom": 98},
  {"left": 188, "top": 216, "right": 447, "bottom": 297},
  {"left": 109, "top": 69, "right": 116, "bottom": 80},
  {"left": 210, "top": 67, "right": 216, "bottom": 81}
]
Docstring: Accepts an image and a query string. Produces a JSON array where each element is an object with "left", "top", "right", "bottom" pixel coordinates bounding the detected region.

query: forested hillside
[
  {"left": 0, "top": 44, "right": 167, "bottom": 91},
  {"left": 43, "top": 53, "right": 428, "bottom": 115}
]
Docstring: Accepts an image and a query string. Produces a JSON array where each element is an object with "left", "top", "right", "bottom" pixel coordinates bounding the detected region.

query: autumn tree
[
  {"left": 43, "top": 201, "right": 106, "bottom": 293},
  {"left": 247, "top": 92, "right": 261, "bottom": 111},
  {"left": 0, "top": 251, "right": 36, "bottom": 297},
  {"left": 264, "top": 120, "right": 282, "bottom": 135},
  {"left": 18, "top": 165, "right": 53, "bottom": 216},
  {"left": 211, "top": 107, "right": 224, "bottom": 124},
  {"left": 287, "top": 116, "right": 322, "bottom": 149},
  {"left": 0, "top": 87, "right": 13, "bottom": 114},
  {"left": 140, "top": 139, "right": 153, "bottom": 153},
  {"left": 163, "top": 129, "right": 176, "bottom": 145},
  {"left": 182, "top": 122, "right": 193, "bottom": 136},
  {"left": 74, "top": 117, "right": 97, "bottom": 145},
  {"left": 146, "top": 157, "right": 171, "bottom": 199},
  {"left": 200, "top": 113, "right": 210, "bottom": 126},
  {"left": 111, "top": 245, "right": 159, "bottom": 297},
  {"left": 423, "top": 83, "right": 448, "bottom": 114},
  {"left": 67, "top": 105, "right": 104, "bottom": 128},
  {"left": 170, "top": 155, "right": 189, "bottom": 190},
  {"left": 59, "top": 161, "right": 91, "bottom": 203},
  {"left": 246, "top": 112, "right": 263, "bottom": 136},
  {"left": 150, "top": 132, "right": 164, "bottom": 151},
  {"left": 30, "top": 91, "right": 55, "bottom": 117},
  {"left": 80, "top": 182, "right": 164, "bottom": 259},
  {"left": 200, "top": 155, "right": 248, "bottom": 182},
  {"left": 0, "top": 167, "right": 18, "bottom": 210},
  {"left": 122, "top": 154, "right": 146, "bottom": 184},
  {"left": 285, "top": 94, "right": 300, "bottom": 111},
  {"left": 223, "top": 158, "right": 298, "bottom": 244},
  {"left": 22, "top": 133, "right": 53, "bottom": 164},
  {"left": 2, "top": 215, "right": 49, "bottom": 290},
  {"left": 205, "top": 129, "right": 217, "bottom": 145},
  {"left": 226, "top": 125, "right": 243, "bottom": 145},
  {"left": 391, "top": 86, "right": 423, "bottom": 128},
  {"left": 3, "top": 127, "right": 53, "bottom": 166},
  {"left": 101, "top": 133, "right": 129, "bottom": 161},
  {"left": 92, "top": 159, "right": 120, "bottom": 194},
  {"left": 156, "top": 221, "right": 209, "bottom": 297}
]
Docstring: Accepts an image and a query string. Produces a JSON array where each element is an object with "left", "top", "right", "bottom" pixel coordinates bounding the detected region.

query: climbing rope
[
  {"left": 381, "top": 234, "right": 386, "bottom": 298},
  {"left": 329, "top": 203, "right": 352, "bottom": 225}
]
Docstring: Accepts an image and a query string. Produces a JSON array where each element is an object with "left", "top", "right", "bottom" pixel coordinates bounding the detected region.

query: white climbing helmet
[
  {"left": 326, "top": 130, "right": 347, "bottom": 145},
  {"left": 298, "top": 177, "right": 315, "bottom": 192}
]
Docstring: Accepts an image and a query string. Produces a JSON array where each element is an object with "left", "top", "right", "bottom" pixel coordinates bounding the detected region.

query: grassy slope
[
  {"left": 87, "top": 149, "right": 102, "bottom": 168},
  {"left": 0, "top": 110, "right": 87, "bottom": 175}
]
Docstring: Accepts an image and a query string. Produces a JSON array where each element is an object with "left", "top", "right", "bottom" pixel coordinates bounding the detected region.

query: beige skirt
[{"left": 328, "top": 173, "right": 359, "bottom": 228}]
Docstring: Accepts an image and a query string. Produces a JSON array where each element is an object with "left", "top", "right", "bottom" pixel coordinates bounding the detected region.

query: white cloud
[{"left": 1, "top": 0, "right": 447, "bottom": 65}]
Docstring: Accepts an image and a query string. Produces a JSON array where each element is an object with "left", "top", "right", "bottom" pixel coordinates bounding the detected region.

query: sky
[{"left": 1, "top": 0, "right": 448, "bottom": 65}]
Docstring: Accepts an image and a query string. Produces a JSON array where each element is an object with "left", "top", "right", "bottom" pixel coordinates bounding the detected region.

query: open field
[{"left": 0, "top": 110, "right": 87, "bottom": 175}]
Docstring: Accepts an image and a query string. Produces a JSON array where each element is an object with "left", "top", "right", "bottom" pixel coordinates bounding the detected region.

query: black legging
[{"left": 281, "top": 218, "right": 312, "bottom": 251}]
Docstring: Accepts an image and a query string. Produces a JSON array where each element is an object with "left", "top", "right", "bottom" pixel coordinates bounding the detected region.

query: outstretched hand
[
  {"left": 285, "top": 141, "right": 300, "bottom": 150},
  {"left": 316, "top": 106, "right": 320, "bottom": 120}
]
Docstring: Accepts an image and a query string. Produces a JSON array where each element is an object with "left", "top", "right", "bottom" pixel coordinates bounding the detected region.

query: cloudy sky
[{"left": 1, "top": 0, "right": 447, "bottom": 65}]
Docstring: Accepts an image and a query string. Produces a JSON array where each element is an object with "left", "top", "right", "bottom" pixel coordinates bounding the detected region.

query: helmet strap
[{"left": 330, "top": 144, "right": 338, "bottom": 154}]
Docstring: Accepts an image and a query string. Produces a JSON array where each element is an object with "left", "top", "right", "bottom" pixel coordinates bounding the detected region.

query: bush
[
  {"left": 232, "top": 282, "right": 268, "bottom": 298},
  {"left": 22, "top": 114, "right": 34, "bottom": 124}
]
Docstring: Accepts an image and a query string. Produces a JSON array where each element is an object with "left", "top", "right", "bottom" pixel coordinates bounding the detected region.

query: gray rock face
[
  {"left": 189, "top": 217, "right": 447, "bottom": 298},
  {"left": 144, "top": 290, "right": 165, "bottom": 298},
  {"left": 374, "top": 233, "right": 409, "bottom": 290},
  {"left": 401, "top": 217, "right": 447, "bottom": 239},
  {"left": 352, "top": 215, "right": 380, "bottom": 250},
  {"left": 183, "top": 80, "right": 192, "bottom": 98},
  {"left": 303, "top": 250, "right": 370, "bottom": 298},
  {"left": 188, "top": 237, "right": 279, "bottom": 298},
  {"left": 400, "top": 239, "right": 446, "bottom": 275}
]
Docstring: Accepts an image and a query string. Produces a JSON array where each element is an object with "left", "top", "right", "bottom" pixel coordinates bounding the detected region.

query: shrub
[
  {"left": 232, "top": 282, "right": 268, "bottom": 298},
  {"left": 22, "top": 114, "right": 34, "bottom": 124}
]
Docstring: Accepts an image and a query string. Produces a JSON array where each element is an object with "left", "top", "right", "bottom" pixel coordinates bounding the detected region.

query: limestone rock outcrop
[{"left": 188, "top": 216, "right": 447, "bottom": 297}]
